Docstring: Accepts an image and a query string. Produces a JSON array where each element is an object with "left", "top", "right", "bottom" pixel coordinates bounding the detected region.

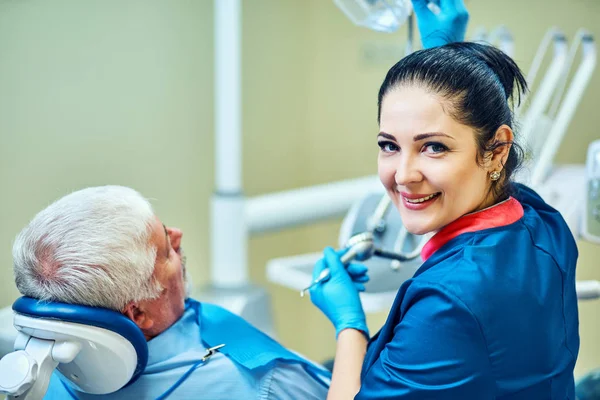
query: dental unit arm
[
  {"left": 531, "top": 31, "right": 596, "bottom": 188},
  {"left": 516, "top": 28, "right": 568, "bottom": 154},
  {"left": 582, "top": 140, "right": 600, "bottom": 245},
  {"left": 572, "top": 140, "right": 600, "bottom": 300}
]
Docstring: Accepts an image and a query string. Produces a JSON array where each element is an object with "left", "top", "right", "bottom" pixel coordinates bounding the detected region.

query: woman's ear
[
  {"left": 487, "top": 125, "right": 514, "bottom": 172},
  {"left": 123, "top": 301, "right": 154, "bottom": 332}
]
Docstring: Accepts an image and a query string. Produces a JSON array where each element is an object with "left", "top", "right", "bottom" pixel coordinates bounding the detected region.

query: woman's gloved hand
[
  {"left": 411, "top": 0, "right": 469, "bottom": 49},
  {"left": 309, "top": 247, "right": 369, "bottom": 339}
]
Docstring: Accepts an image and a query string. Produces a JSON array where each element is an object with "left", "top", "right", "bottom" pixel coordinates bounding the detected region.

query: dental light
[{"left": 333, "top": 0, "right": 414, "bottom": 33}]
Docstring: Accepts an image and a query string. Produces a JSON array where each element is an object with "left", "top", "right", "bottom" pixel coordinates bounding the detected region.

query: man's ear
[
  {"left": 486, "top": 125, "right": 514, "bottom": 172},
  {"left": 123, "top": 301, "right": 154, "bottom": 331}
]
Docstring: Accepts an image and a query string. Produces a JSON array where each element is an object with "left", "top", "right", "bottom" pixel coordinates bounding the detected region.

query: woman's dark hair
[{"left": 377, "top": 42, "right": 528, "bottom": 201}]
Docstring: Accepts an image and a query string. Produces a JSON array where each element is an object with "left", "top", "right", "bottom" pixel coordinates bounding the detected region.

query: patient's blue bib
[
  {"left": 195, "top": 299, "right": 330, "bottom": 382},
  {"left": 45, "top": 298, "right": 329, "bottom": 399}
]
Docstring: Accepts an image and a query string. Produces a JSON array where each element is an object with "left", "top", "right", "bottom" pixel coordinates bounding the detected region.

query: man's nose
[{"left": 167, "top": 227, "right": 183, "bottom": 251}]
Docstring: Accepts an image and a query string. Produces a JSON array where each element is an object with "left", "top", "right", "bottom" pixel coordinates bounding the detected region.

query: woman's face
[{"left": 378, "top": 85, "right": 495, "bottom": 235}]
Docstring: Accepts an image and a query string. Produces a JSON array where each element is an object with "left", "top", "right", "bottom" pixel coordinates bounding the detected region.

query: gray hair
[{"left": 13, "top": 186, "right": 162, "bottom": 311}]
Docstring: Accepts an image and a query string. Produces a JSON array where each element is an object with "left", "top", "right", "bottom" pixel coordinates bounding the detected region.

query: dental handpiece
[
  {"left": 299, "top": 229, "right": 424, "bottom": 298},
  {"left": 299, "top": 236, "right": 374, "bottom": 297}
]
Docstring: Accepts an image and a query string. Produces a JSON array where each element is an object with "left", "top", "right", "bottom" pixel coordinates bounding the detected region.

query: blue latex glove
[
  {"left": 309, "top": 247, "right": 369, "bottom": 339},
  {"left": 412, "top": 0, "right": 469, "bottom": 49}
]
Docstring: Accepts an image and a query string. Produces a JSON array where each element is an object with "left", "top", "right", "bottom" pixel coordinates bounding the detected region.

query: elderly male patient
[{"left": 13, "top": 186, "right": 329, "bottom": 399}]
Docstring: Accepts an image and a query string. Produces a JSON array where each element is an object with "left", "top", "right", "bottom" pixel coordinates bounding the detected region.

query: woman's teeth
[{"left": 404, "top": 193, "right": 439, "bottom": 203}]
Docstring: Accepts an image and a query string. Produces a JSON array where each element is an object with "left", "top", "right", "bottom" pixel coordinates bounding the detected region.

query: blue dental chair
[{"left": 0, "top": 297, "right": 147, "bottom": 400}]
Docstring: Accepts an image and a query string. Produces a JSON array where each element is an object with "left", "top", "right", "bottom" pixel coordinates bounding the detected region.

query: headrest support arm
[{"left": 0, "top": 337, "right": 61, "bottom": 400}]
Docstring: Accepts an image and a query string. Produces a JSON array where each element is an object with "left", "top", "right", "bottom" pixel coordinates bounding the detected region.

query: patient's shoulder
[
  {"left": 44, "top": 353, "right": 260, "bottom": 399},
  {"left": 44, "top": 346, "right": 329, "bottom": 399}
]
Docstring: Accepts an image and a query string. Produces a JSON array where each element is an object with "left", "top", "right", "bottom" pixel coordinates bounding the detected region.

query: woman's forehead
[
  {"left": 381, "top": 88, "right": 450, "bottom": 129},
  {"left": 379, "top": 86, "right": 477, "bottom": 144}
]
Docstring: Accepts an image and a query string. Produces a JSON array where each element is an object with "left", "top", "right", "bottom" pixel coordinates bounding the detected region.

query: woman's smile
[{"left": 399, "top": 191, "right": 441, "bottom": 210}]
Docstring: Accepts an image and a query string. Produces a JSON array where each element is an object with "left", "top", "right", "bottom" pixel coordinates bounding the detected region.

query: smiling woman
[
  {"left": 376, "top": 43, "right": 527, "bottom": 235},
  {"left": 310, "top": 42, "right": 580, "bottom": 400}
]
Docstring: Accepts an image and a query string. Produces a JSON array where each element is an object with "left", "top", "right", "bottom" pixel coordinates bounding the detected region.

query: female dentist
[{"left": 309, "top": 2, "right": 580, "bottom": 399}]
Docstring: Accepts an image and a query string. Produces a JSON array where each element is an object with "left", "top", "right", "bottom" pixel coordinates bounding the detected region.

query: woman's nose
[
  {"left": 394, "top": 158, "right": 423, "bottom": 186},
  {"left": 167, "top": 227, "right": 183, "bottom": 251}
]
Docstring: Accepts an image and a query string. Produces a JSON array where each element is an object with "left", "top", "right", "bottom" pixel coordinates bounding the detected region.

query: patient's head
[{"left": 13, "top": 186, "right": 189, "bottom": 340}]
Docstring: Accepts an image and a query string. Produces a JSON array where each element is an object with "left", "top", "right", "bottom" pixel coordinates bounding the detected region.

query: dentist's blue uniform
[{"left": 357, "top": 184, "right": 579, "bottom": 399}]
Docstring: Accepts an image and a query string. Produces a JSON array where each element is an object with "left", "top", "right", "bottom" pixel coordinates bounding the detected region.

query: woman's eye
[
  {"left": 423, "top": 142, "right": 448, "bottom": 154},
  {"left": 378, "top": 141, "right": 399, "bottom": 153}
]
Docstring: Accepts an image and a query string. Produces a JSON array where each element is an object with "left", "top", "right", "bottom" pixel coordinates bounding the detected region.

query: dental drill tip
[{"left": 300, "top": 269, "right": 331, "bottom": 297}]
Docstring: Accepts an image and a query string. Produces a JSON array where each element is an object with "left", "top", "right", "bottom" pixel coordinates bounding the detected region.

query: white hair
[{"left": 13, "top": 186, "right": 162, "bottom": 311}]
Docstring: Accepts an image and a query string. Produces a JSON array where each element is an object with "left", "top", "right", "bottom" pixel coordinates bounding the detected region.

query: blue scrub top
[{"left": 358, "top": 184, "right": 579, "bottom": 399}]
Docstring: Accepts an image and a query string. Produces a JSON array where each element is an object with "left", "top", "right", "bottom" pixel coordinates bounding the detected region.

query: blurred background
[{"left": 0, "top": 0, "right": 598, "bottom": 386}]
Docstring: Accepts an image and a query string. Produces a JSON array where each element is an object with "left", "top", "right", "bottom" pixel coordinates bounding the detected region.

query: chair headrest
[{"left": 13, "top": 297, "right": 148, "bottom": 388}]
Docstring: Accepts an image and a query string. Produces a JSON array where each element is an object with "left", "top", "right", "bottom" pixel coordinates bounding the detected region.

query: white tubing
[
  {"left": 215, "top": 0, "right": 242, "bottom": 193},
  {"left": 211, "top": 195, "right": 248, "bottom": 287},
  {"left": 211, "top": 0, "right": 247, "bottom": 287},
  {"left": 577, "top": 280, "right": 600, "bottom": 300},
  {"left": 246, "top": 176, "right": 384, "bottom": 234}
]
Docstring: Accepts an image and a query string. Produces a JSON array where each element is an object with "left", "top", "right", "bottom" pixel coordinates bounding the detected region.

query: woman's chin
[{"left": 403, "top": 221, "right": 434, "bottom": 236}]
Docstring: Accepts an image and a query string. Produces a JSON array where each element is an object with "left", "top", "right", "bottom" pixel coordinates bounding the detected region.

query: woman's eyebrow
[
  {"left": 413, "top": 132, "right": 455, "bottom": 141},
  {"left": 377, "top": 132, "right": 396, "bottom": 140},
  {"left": 378, "top": 132, "right": 455, "bottom": 141}
]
